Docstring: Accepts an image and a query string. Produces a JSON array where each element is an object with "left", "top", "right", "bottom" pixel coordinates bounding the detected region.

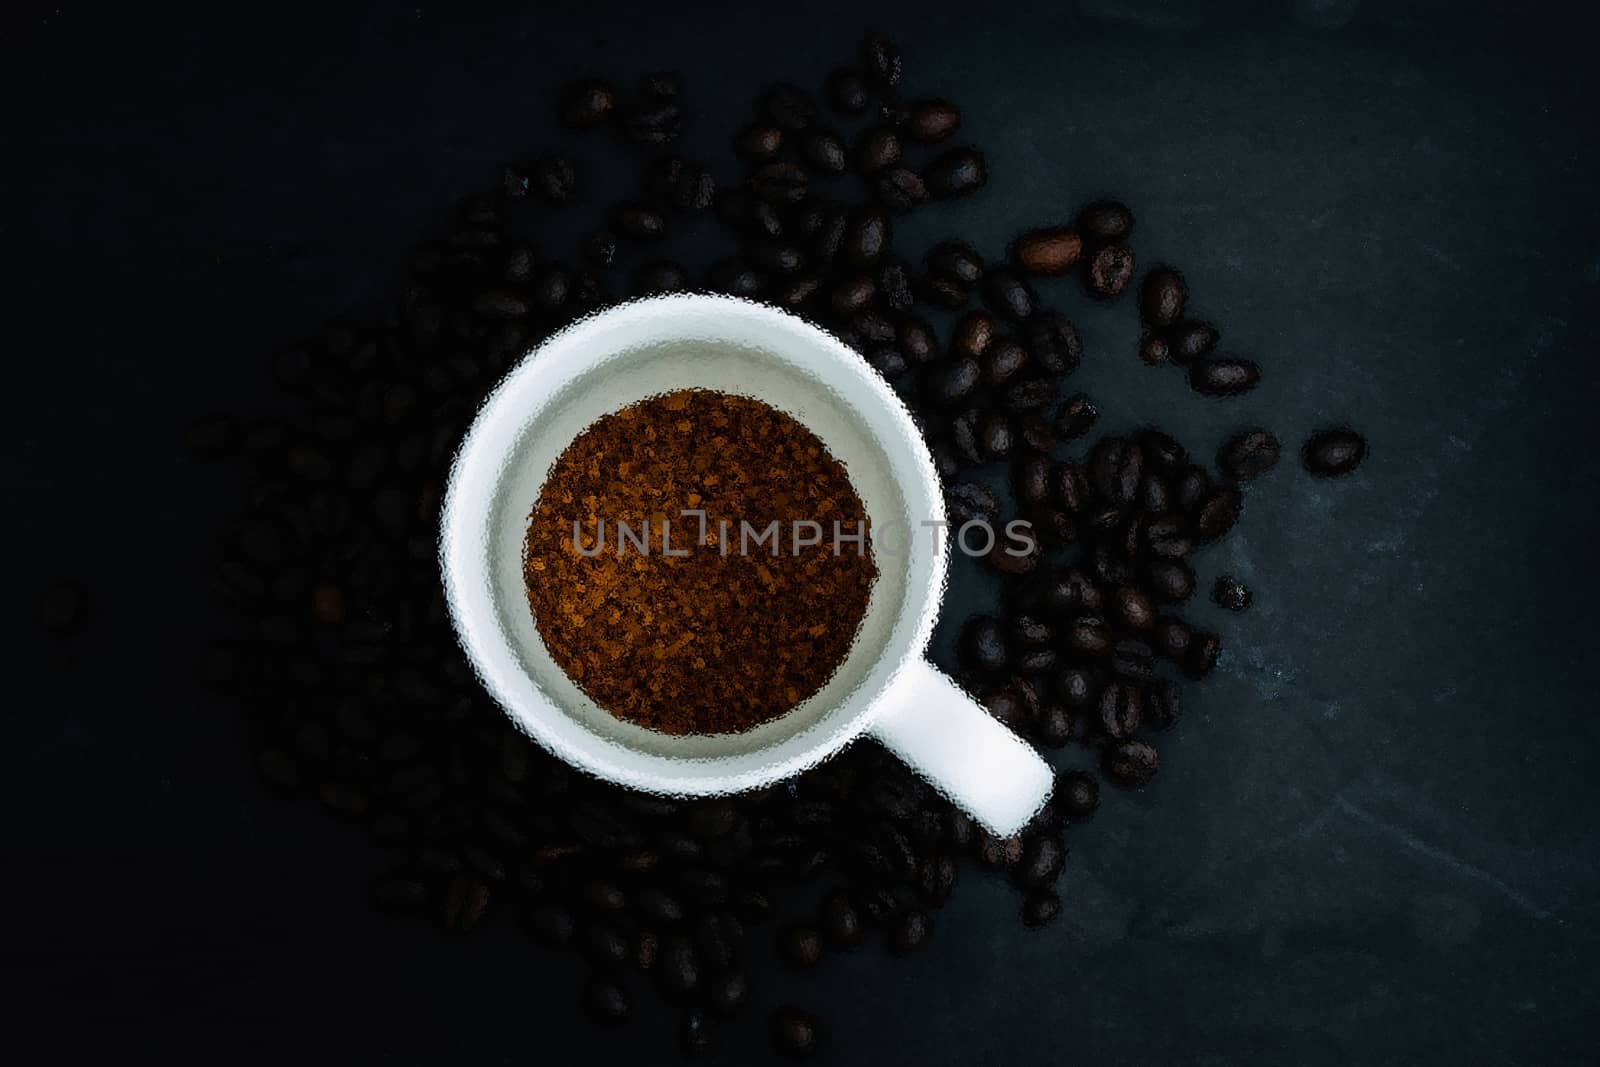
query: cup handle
[{"left": 866, "top": 659, "right": 1054, "bottom": 837}]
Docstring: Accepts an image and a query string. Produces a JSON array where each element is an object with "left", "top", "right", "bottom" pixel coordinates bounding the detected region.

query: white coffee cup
[{"left": 439, "top": 293, "right": 1053, "bottom": 836}]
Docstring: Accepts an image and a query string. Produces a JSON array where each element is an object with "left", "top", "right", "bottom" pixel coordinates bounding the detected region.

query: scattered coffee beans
[{"left": 1303, "top": 427, "right": 1369, "bottom": 476}]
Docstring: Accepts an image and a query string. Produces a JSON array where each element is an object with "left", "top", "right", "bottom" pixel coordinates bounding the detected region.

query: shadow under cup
[{"left": 445, "top": 297, "right": 946, "bottom": 796}]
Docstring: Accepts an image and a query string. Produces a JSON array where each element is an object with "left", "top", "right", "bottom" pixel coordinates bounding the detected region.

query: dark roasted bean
[
  {"left": 1146, "top": 559, "right": 1196, "bottom": 603},
  {"left": 947, "top": 480, "right": 1000, "bottom": 527},
  {"left": 1060, "top": 771, "right": 1101, "bottom": 817},
  {"left": 927, "top": 241, "right": 984, "bottom": 285},
  {"left": 827, "top": 67, "right": 871, "bottom": 113},
  {"left": 581, "top": 229, "right": 618, "bottom": 268},
  {"left": 1219, "top": 429, "right": 1281, "bottom": 480},
  {"left": 843, "top": 206, "right": 891, "bottom": 266},
  {"left": 1144, "top": 678, "right": 1183, "bottom": 730},
  {"left": 1086, "top": 244, "right": 1136, "bottom": 299},
  {"left": 830, "top": 275, "right": 876, "bottom": 315},
  {"left": 888, "top": 910, "right": 932, "bottom": 954},
  {"left": 961, "top": 615, "right": 1010, "bottom": 673},
  {"left": 800, "top": 130, "right": 848, "bottom": 174},
  {"left": 860, "top": 33, "right": 903, "bottom": 87},
  {"left": 1303, "top": 427, "right": 1369, "bottom": 476},
  {"left": 1139, "top": 332, "right": 1171, "bottom": 366},
  {"left": 926, "top": 357, "right": 981, "bottom": 406},
  {"left": 987, "top": 522, "right": 1038, "bottom": 574},
  {"left": 750, "top": 161, "right": 808, "bottom": 204},
  {"left": 581, "top": 975, "right": 630, "bottom": 1025},
  {"left": 1015, "top": 835, "right": 1066, "bottom": 889},
  {"left": 1213, "top": 575, "right": 1253, "bottom": 611},
  {"left": 1056, "top": 667, "right": 1097, "bottom": 709},
  {"left": 1013, "top": 228, "right": 1083, "bottom": 276},
  {"left": 1065, "top": 616, "right": 1111, "bottom": 658},
  {"left": 923, "top": 147, "right": 987, "bottom": 198},
  {"left": 1105, "top": 740, "right": 1160, "bottom": 786},
  {"left": 1193, "top": 487, "right": 1242, "bottom": 542},
  {"left": 1023, "top": 888, "right": 1062, "bottom": 927},
  {"left": 820, "top": 888, "right": 864, "bottom": 949},
  {"left": 626, "top": 98, "right": 683, "bottom": 144},
  {"left": 1190, "top": 357, "right": 1261, "bottom": 396},
  {"left": 877, "top": 260, "right": 914, "bottom": 310},
  {"left": 905, "top": 98, "right": 960, "bottom": 141},
  {"left": 1139, "top": 266, "right": 1188, "bottom": 326},
  {"left": 1111, "top": 585, "right": 1156, "bottom": 631},
  {"left": 1098, "top": 681, "right": 1144, "bottom": 738},
  {"left": 1152, "top": 616, "right": 1193, "bottom": 661},
  {"left": 779, "top": 924, "right": 824, "bottom": 968},
  {"left": 1185, "top": 631, "right": 1222, "bottom": 679},
  {"left": 1014, "top": 456, "right": 1052, "bottom": 507},
  {"left": 875, "top": 167, "right": 928, "bottom": 213},
  {"left": 952, "top": 310, "right": 994, "bottom": 359},
  {"left": 1076, "top": 199, "right": 1135, "bottom": 245},
  {"left": 659, "top": 935, "right": 701, "bottom": 998},
  {"left": 706, "top": 970, "right": 749, "bottom": 1017},
  {"left": 679, "top": 1009, "right": 714, "bottom": 1057},
  {"left": 981, "top": 268, "right": 1036, "bottom": 321},
  {"left": 705, "top": 258, "right": 764, "bottom": 298},
  {"left": 736, "top": 123, "right": 785, "bottom": 160},
  {"left": 635, "top": 259, "right": 690, "bottom": 295},
  {"left": 983, "top": 337, "right": 1029, "bottom": 386},
  {"left": 1090, "top": 437, "right": 1144, "bottom": 508},
  {"left": 1167, "top": 319, "right": 1219, "bottom": 363},
  {"left": 1054, "top": 394, "right": 1098, "bottom": 440},
  {"left": 770, "top": 1005, "right": 821, "bottom": 1059},
  {"left": 611, "top": 202, "right": 667, "bottom": 241},
  {"left": 752, "top": 242, "right": 806, "bottom": 275},
  {"left": 896, "top": 316, "right": 937, "bottom": 364},
  {"left": 40, "top": 579, "right": 89, "bottom": 635},
  {"left": 854, "top": 126, "right": 903, "bottom": 173},
  {"left": 763, "top": 83, "right": 818, "bottom": 130}
]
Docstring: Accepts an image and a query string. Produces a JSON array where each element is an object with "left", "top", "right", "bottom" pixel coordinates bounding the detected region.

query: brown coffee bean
[
  {"left": 750, "top": 161, "right": 808, "bottom": 204},
  {"left": 888, "top": 909, "right": 932, "bottom": 954},
  {"left": 1025, "top": 312, "right": 1083, "bottom": 374},
  {"left": 1086, "top": 245, "right": 1136, "bottom": 299},
  {"left": 762, "top": 83, "right": 818, "bottom": 130},
  {"left": 611, "top": 202, "right": 667, "bottom": 241},
  {"left": 1193, "top": 487, "right": 1242, "bottom": 542},
  {"left": 861, "top": 33, "right": 903, "bottom": 87},
  {"left": 1213, "top": 575, "right": 1253, "bottom": 611},
  {"left": 827, "top": 67, "right": 871, "bottom": 113},
  {"left": 1219, "top": 429, "right": 1281, "bottom": 480},
  {"left": 854, "top": 126, "right": 903, "bottom": 173},
  {"left": 1098, "top": 681, "right": 1143, "bottom": 739},
  {"left": 1013, "top": 228, "right": 1084, "bottom": 276},
  {"left": 770, "top": 1005, "right": 821, "bottom": 1058},
  {"left": 1076, "top": 199, "right": 1136, "bottom": 244},
  {"left": 1105, "top": 740, "right": 1160, "bottom": 786},
  {"left": 1022, "top": 889, "right": 1062, "bottom": 928},
  {"left": 927, "top": 241, "right": 984, "bottom": 284},
  {"left": 1189, "top": 357, "right": 1261, "bottom": 396},
  {"left": 1185, "top": 632, "right": 1222, "bottom": 679},
  {"left": 1060, "top": 771, "right": 1101, "bottom": 817},
  {"left": 1054, "top": 394, "right": 1098, "bottom": 440},
  {"left": 1303, "top": 427, "right": 1368, "bottom": 476},
  {"left": 1139, "top": 266, "right": 1188, "bottom": 326},
  {"left": 906, "top": 98, "right": 961, "bottom": 141},
  {"left": 874, "top": 167, "right": 928, "bottom": 213},
  {"left": 1153, "top": 616, "right": 1193, "bottom": 661},
  {"left": 982, "top": 267, "right": 1036, "bottom": 321},
  {"left": 983, "top": 338, "right": 1029, "bottom": 386},
  {"left": 779, "top": 924, "right": 823, "bottom": 968},
  {"left": 1112, "top": 585, "right": 1156, "bottom": 630},
  {"left": 952, "top": 310, "right": 995, "bottom": 359},
  {"left": 800, "top": 129, "right": 848, "bottom": 174},
  {"left": 581, "top": 975, "right": 631, "bottom": 1025},
  {"left": 1089, "top": 436, "right": 1144, "bottom": 507},
  {"left": 1139, "top": 333, "right": 1171, "bottom": 366},
  {"left": 1167, "top": 319, "right": 1219, "bottom": 363},
  {"left": 736, "top": 123, "right": 785, "bottom": 160},
  {"left": 820, "top": 888, "right": 864, "bottom": 949},
  {"left": 1145, "top": 559, "right": 1196, "bottom": 603}
]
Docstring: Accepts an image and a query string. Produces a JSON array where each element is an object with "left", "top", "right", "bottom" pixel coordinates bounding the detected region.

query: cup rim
[{"left": 438, "top": 292, "right": 949, "bottom": 795}]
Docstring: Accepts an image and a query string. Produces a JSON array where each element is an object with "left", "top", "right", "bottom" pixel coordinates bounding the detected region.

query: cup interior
[{"left": 441, "top": 295, "right": 946, "bottom": 796}]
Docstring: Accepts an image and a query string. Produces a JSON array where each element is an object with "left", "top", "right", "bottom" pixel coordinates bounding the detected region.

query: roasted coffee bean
[
  {"left": 896, "top": 316, "right": 937, "bottom": 365},
  {"left": 987, "top": 523, "right": 1039, "bottom": 575},
  {"left": 877, "top": 260, "right": 914, "bottom": 311},
  {"left": 1010, "top": 613, "right": 1054, "bottom": 649},
  {"left": 750, "top": 161, "right": 808, "bottom": 204},
  {"left": 634, "top": 260, "right": 690, "bottom": 295},
  {"left": 1089, "top": 437, "right": 1144, "bottom": 507},
  {"left": 1013, "top": 228, "right": 1084, "bottom": 276},
  {"left": 952, "top": 310, "right": 995, "bottom": 359},
  {"left": 1054, "top": 393, "right": 1098, "bottom": 439},
  {"left": 923, "top": 147, "right": 987, "bottom": 199},
  {"left": 875, "top": 167, "right": 928, "bottom": 213},
  {"left": 830, "top": 275, "right": 877, "bottom": 316},
  {"left": 1139, "top": 333, "right": 1171, "bottom": 366},
  {"left": 979, "top": 412, "right": 1017, "bottom": 460},
  {"left": 800, "top": 130, "right": 848, "bottom": 174},
  {"left": 528, "top": 903, "right": 576, "bottom": 947},
  {"left": 1162, "top": 320, "right": 1216, "bottom": 365},
  {"left": 1014, "top": 456, "right": 1052, "bottom": 507},
  {"left": 905, "top": 98, "right": 960, "bottom": 142},
  {"left": 1060, "top": 771, "right": 1101, "bottom": 817},
  {"left": 773, "top": 275, "right": 823, "bottom": 309},
  {"left": 951, "top": 409, "right": 984, "bottom": 465},
  {"left": 961, "top": 615, "right": 1011, "bottom": 673},
  {"left": 820, "top": 888, "right": 865, "bottom": 949},
  {"left": 763, "top": 83, "right": 818, "bottom": 130},
  {"left": 1052, "top": 463, "right": 1091, "bottom": 514},
  {"left": 560, "top": 79, "right": 617, "bottom": 128},
  {"left": 1005, "top": 377, "right": 1056, "bottom": 412},
  {"left": 854, "top": 126, "right": 903, "bottom": 173},
  {"left": 581, "top": 975, "right": 631, "bottom": 1025},
  {"left": 1185, "top": 631, "right": 1222, "bottom": 679},
  {"left": 860, "top": 33, "right": 903, "bottom": 87},
  {"left": 1213, "top": 575, "right": 1253, "bottom": 611},
  {"left": 926, "top": 242, "right": 984, "bottom": 286},
  {"left": 706, "top": 258, "right": 764, "bottom": 298},
  {"left": 752, "top": 241, "right": 806, "bottom": 276},
  {"left": 1303, "top": 427, "right": 1368, "bottom": 476},
  {"left": 626, "top": 97, "right": 683, "bottom": 144},
  {"left": 660, "top": 935, "right": 701, "bottom": 998},
  {"left": 1027, "top": 506, "right": 1076, "bottom": 547},
  {"left": 977, "top": 832, "right": 1025, "bottom": 870},
  {"left": 706, "top": 970, "right": 750, "bottom": 1018},
  {"left": 1140, "top": 473, "right": 1172, "bottom": 513},
  {"left": 1065, "top": 616, "right": 1111, "bottom": 658},
  {"left": 1111, "top": 585, "right": 1156, "bottom": 631},
  {"left": 1134, "top": 429, "right": 1186, "bottom": 471},
  {"left": 1036, "top": 704, "right": 1073, "bottom": 747},
  {"left": 1076, "top": 199, "right": 1135, "bottom": 245},
  {"left": 1189, "top": 357, "right": 1261, "bottom": 396},
  {"left": 947, "top": 480, "right": 1000, "bottom": 527},
  {"left": 581, "top": 229, "right": 618, "bottom": 268},
  {"left": 1152, "top": 616, "right": 1193, "bottom": 661},
  {"left": 926, "top": 357, "right": 981, "bottom": 406},
  {"left": 1098, "top": 681, "right": 1144, "bottom": 738},
  {"left": 1015, "top": 835, "right": 1066, "bottom": 889},
  {"left": 770, "top": 1005, "right": 821, "bottom": 1059},
  {"left": 736, "top": 123, "right": 785, "bottom": 160},
  {"left": 1105, "top": 740, "right": 1160, "bottom": 786},
  {"left": 1193, "top": 487, "right": 1242, "bottom": 542},
  {"left": 611, "top": 202, "right": 666, "bottom": 241},
  {"left": 1086, "top": 244, "right": 1136, "bottom": 299},
  {"left": 888, "top": 910, "right": 932, "bottom": 954},
  {"left": 1219, "top": 429, "right": 1281, "bottom": 480},
  {"left": 929, "top": 439, "right": 961, "bottom": 480},
  {"left": 981, "top": 268, "right": 1036, "bottom": 321},
  {"left": 1056, "top": 666, "right": 1097, "bottom": 709},
  {"left": 1022, "top": 888, "right": 1062, "bottom": 928},
  {"left": 527, "top": 154, "right": 576, "bottom": 204},
  {"left": 827, "top": 67, "right": 871, "bottom": 113},
  {"left": 1144, "top": 514, "right": 1194, "bottom": 558},
  {"left": 1145, "top": 559, "right": 1196, "bottom": 603},
  {"left": 1144, "top": 678, "right": 1183, "bottom": 730},
  {"left": 867, "top": 345, "right": 906, "bottom": 379},
  {"left": 1140, "top": 266, "right": 1188, "bottom": 326},
  {"left": 586, "top": 924, "right": 630, "bottom": 966},
  {"left": 982, "top": 337, "right": 1029, "bottom": 386},
  {"left": 1175, "top": 465, "right": 1211, "bottom": 513},
  {"left": 779, "top": 924, "right": 824, "bottom": 968},
  {"left": 1111, "top": 639, "right": 1155, "bottom": 680},
  {"left": 842, "top": 205, "right": 891, "bottom": 266}
]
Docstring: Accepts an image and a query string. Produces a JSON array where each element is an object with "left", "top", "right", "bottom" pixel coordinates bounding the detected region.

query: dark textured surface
[{"left": 8, "top": 2, "right": 1598, "bottom": 1063}]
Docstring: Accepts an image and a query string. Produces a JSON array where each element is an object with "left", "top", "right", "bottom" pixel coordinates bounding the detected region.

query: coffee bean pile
[{"left": 186, "top": 31, "right": 1367, "bottom": 1059}]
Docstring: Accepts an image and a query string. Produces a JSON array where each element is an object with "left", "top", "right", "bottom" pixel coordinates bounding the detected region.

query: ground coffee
[{"left": 524, "top": 389, "right": 877, "bottom": 735}]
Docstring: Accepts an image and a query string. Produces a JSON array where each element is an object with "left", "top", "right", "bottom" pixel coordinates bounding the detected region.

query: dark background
[{"left": 8, "top": 1, "right": 1598, "bottom": 1063}]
